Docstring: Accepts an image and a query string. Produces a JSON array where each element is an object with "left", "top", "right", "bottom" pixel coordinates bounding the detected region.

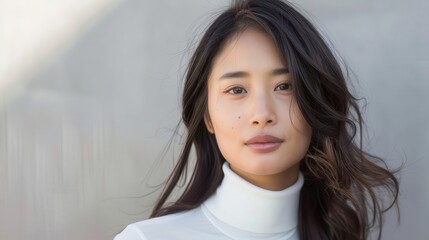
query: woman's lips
[{"left": 245, "top": 135, "right": 284, "bottom": 153}]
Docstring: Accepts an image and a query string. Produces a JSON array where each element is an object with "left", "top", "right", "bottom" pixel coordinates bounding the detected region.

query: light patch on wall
[{"left": 0, "top": 0, "right": 123, "bottom": 100}]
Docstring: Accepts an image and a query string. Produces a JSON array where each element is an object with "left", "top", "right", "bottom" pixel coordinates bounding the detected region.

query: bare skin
[{"left": 204, "top": 28, "right": 312, "bottom": 191}]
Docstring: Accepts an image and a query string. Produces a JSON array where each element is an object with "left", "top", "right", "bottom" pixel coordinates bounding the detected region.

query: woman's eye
[
  {"left": 275, "top": 82, "right": 293, "bottom": 91},
  {"left": 226, "top": 87, "right": 247, "bottom": 95}
]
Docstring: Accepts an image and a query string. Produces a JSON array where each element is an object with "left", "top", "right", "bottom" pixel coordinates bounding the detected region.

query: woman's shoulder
[
  {"left": 114, "top": 207, "right": 220, "bottom": 240},
  {"left": 114, "top": 209, "right": 195, "bottom": 240}
]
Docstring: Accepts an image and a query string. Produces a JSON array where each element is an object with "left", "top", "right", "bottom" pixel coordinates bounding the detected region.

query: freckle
[{"left": 238, "top": 116, "right": 241, "bottom": 119}]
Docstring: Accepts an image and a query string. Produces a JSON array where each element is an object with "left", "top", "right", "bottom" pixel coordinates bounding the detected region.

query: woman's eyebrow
[
  {"left": 219, "top": 67, "right": 289, "bottom": 80},
  {"left": 272, "top": 67, "right": 289, "bottom": 75}
]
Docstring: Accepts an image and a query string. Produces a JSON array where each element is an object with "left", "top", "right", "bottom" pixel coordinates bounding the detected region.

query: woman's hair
[{"left": 150, "top": 0, "right": 400, "bottom": 239}]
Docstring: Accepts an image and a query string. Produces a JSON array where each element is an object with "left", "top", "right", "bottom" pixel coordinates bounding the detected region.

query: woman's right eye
[{"left": 226, "top": 87, "right": 247, "bottom": 95}]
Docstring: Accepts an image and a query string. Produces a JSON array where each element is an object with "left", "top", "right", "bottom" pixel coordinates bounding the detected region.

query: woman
[{"left": 115, "top": 0, "right": 399, "bottom": 239}]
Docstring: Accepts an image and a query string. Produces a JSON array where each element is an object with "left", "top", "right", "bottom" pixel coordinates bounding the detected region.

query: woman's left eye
[{"left": 275, "top": 82, "right": 293, "bottom": 91}]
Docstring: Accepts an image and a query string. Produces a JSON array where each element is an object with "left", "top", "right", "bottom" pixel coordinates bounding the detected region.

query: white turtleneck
[{"left": 114, "top": 162, "right": 304, "bottom": 240}]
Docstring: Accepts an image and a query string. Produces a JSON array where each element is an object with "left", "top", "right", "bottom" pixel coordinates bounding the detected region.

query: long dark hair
[{"left": 150, "top": 0, "right": 399, "bottom": 239}]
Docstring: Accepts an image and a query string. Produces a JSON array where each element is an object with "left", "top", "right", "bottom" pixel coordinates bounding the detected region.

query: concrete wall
[{"left": 0, "top": 0, "right": 427, "bottom": 239}]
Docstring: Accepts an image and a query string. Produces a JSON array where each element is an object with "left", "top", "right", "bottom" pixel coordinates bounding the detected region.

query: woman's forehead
[{"left": 210, "top": 28, "right": 288, "bottom": 77}]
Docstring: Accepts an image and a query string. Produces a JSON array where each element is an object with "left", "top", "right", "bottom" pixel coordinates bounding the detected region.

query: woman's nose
[{"left": 249, "top": 94, "right": 276, "bottom": 127}]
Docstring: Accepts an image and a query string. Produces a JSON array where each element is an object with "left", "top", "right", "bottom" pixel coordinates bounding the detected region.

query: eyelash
[
  {"left": 225, "top": 82, "right": 293, "bottom": 95},
  {"left": 226, "top": 86, "right": 246, "bottom": 95},
  {"left": 275, "top": 82, "right": 293, "bottom": 91}
]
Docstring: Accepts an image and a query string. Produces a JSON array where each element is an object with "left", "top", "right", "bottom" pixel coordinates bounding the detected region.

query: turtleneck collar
[{"left": 202, "top": 162, "right": 304, "bottom": 235}]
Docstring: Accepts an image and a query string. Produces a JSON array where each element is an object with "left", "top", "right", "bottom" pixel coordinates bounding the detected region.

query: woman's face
[{"left": 205, "top": 28, "right": 312, "bottom": 190}]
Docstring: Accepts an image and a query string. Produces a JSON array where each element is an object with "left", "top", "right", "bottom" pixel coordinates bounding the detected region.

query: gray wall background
[{"left": 0, "top": 0, "right": 428, "bottom": 239}]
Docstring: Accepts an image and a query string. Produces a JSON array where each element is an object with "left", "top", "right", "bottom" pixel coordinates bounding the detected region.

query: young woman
[{"left": 115, "top": 0, "right": 399, "bottom": 239}]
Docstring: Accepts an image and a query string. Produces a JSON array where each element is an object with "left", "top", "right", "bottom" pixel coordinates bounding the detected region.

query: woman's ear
[{"left": 204, "top": 114, "right": 214, "bottom": 134}]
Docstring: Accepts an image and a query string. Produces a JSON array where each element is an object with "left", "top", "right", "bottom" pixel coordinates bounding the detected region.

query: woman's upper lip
[{"left": 245, "top": 135, "right": 284, "bottom": 144}]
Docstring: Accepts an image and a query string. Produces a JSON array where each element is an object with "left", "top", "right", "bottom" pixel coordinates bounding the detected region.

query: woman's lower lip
[{"left": 245, "top": 142, "right": 282, "bottom": 153}]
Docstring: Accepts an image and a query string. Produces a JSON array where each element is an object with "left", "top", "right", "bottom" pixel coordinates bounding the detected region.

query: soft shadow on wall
[
  {"left": 0, "top": 0, "right": 223, "bottom": 239},
  {"left": 0, "top": 0, "right": 428, "bottom": 239}
]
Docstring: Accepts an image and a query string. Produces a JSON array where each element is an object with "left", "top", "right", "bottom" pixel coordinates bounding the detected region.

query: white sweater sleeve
[{"left": 114, "top": 225, "right": 147, "bottom": 240}]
